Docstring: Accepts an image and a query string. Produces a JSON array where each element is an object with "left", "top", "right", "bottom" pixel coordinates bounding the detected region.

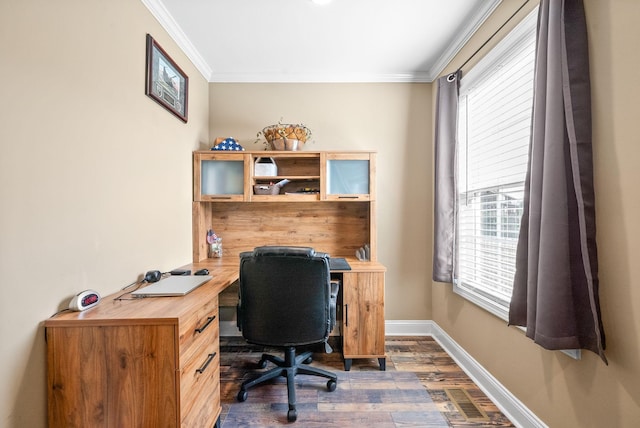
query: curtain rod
[{"left": 448, "top": 0, "right": 531, "bottom": 82}]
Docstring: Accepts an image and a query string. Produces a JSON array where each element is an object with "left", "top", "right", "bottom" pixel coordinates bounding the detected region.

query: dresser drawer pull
[
  {"left": 195, "top": 315, "right": 216, "bottom": 333},
  {"left": 345, "top": 304, "right": 349, "bottom": 327},
  {"left": 196, "top": 352, "right": 217, "bottom": 374}
]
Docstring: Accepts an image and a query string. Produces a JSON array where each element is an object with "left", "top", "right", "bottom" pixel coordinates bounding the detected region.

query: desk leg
[
  {"left": 378, "top": 357, "right": 386, "bottom": 371},
  {"left": 344, "top": 358, "right": 352, "bottom": 371}
]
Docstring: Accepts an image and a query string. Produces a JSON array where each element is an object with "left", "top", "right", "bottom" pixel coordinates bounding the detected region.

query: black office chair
[{"left": 236, "top": 246, "right": 339, "bottom": 422}]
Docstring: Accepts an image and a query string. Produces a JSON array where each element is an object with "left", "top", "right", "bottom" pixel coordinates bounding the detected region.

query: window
[{"left": 453, "top": 9, "right": 537, "bottom": 320}]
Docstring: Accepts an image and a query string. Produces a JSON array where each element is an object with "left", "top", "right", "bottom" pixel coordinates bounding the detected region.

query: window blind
[{"left": 454, "top": 10, "right": 537, "bottom": 320}]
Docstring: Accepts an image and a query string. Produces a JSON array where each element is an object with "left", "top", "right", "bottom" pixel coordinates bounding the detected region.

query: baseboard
[
  {"left": 384, "top": 319, "right": 435, "bottom": 336},
  {"left": 386, "top": 320, "right": 547, "bottom": 428}
]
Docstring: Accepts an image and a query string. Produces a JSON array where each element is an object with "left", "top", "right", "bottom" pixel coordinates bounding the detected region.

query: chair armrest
[
  {"left": 330, "top": 280, "right": 340, "bottom": 299},
  {"left": 329, "top": 280, "right": 340, "bottom": 333}
]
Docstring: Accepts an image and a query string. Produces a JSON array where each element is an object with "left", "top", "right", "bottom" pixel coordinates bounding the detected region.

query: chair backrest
[{"left": 238, "top": 246, "right": 332, "bottom": 347}]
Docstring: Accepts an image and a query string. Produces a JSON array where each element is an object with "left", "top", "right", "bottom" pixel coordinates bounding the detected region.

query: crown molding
[
  {"left": 140, "top": 0, "right": 212, "bottom": 80},
  {"left": 428, "top": 0, "right": 502, "bottom": 80},
  {"left": 143, "top": 0, "right": 502, "bottom": 83},
  {"left": 209, "top": 71, "right": 434, "bottom": 84}
]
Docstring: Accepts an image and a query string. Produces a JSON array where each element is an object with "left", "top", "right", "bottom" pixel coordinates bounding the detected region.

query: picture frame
[{"left": 145, "top": 34, "right": 188, "bottom": 122}]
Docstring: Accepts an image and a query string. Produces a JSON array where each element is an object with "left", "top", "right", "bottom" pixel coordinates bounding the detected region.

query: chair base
[{"left": 237, "top": 346, "right": 337, "bottom": 422}]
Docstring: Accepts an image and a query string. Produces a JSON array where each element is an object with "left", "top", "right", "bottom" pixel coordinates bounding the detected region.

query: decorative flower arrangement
[{"left": 255, "top": 120, "right": 312, "bottom": 150}]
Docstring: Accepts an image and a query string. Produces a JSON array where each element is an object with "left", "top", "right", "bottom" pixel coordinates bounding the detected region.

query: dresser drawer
[
  {"left": 180, "top": 335, "right": 220, "bottom": 427},
  {"left": 179, "top": 296, "right": 219, "bottom": 364}
]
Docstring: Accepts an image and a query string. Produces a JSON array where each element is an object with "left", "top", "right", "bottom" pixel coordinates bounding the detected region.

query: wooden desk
[
  {"left": 45, "top": 257, "right": 385, "bottom": 427},
  {"left": 45, "top": 266, "right": 237, "bottom": 428},
  {"left": 189, "top": 257, "right": 386, "bottom": 371},
  {"left": 46, "top": 150, "right": 386, "bottom": 426},
  {"left": 191, "top": 151, "right": 387, "bottom": 368}
]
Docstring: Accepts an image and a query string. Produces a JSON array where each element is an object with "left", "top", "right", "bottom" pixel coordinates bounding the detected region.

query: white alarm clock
[{"left": 68, "top": 290, "right": 101, "bottom": 311}]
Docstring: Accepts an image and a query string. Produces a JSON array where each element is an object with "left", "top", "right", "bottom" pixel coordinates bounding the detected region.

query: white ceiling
[{"left": 142, "top": 0, "right": 502, "bottom": 83}]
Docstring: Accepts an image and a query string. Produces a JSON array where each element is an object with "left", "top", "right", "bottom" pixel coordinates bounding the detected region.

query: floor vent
[{"left": 444, "top": 388, "right": 489, "bottom": 421}]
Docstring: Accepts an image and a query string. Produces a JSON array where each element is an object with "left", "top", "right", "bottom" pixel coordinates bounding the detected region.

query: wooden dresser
[{"left": 45, "top": 267, "right": 238, "bottom": 428}]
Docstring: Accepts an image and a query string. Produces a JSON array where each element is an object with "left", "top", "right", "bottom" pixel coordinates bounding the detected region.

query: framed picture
[{"left": 145, "top": 34, "right": 188, "bottom": 122}]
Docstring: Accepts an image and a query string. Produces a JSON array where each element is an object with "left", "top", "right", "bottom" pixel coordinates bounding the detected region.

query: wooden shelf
[
  {"left": 251, "top": 193, "right": 320, "bottom": 202},
  {"left": 254, "top": 175, "right": 320, "bottom": 181},
  {"left": 192, "top": 151, "right": 377, "bottom": 262}
]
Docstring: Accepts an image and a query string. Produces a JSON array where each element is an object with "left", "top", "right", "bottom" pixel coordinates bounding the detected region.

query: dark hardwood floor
[{"left": 219, "top": 336, "right": 515, "bottom": 427}]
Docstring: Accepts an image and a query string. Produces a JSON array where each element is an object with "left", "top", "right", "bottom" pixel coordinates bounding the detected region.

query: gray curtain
[
  {"left": 432, "top": 71, "right": 460, "bottom": 283},
  {"left": 508, "top": 0, "right": 607, "bottom": 363}
]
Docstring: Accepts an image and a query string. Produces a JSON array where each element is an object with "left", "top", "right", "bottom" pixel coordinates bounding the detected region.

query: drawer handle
[
  {"left": 195, "top": 315, "right": 216, "bottom": 334},
  {"left": 345, "top": 304, "right": 349, "bottom": 327},
  {"left": 338, "top": 196, "right": 360, "bottom": 199},
  {"left": 196, "top": 353, "right": 217, "bottom": 374}
]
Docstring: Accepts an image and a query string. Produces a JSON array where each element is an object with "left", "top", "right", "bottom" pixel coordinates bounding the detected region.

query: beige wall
[
  {"left": 209, "top": 82, "right": 434, "bottom": 321},
  {"left": 0, "top": 1, "right": 209, "bottom": 426},
  {"left": 433, "top": 0, "right": 640, "bottom": 426},
  {"left": 2, "top": 0, "right": 638, "bottom": 427}
]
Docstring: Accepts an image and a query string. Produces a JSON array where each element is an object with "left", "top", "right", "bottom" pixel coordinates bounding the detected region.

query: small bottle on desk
[
  {"left": 209, "top": 237, "right": 222, "bottom": 258},
  {"left": 207, "top": 229, "right": 222, "bottom": 258}
]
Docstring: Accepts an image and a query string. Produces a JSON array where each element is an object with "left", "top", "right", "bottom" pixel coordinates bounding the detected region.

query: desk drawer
[
  {"left": 179, "top": 296, "right": 219, "bottom": 364},
  {"left": 180, "top": 335, "right": 220, "bottom": 427}
]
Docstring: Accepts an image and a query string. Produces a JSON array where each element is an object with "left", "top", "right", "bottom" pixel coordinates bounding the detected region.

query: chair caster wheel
[
  {"left": 327, "top": 379, "right": 337, "bottom": 392},
  {"left": 237, "top": 390, "right": 248, "bottom": 402},
  {"left": 258, "top": 359, "right": 267, "bottom": 369},
  {"left": 287, "top": 409, "right": 297, "bottom": 422},
  {"left": 303, "top": 356, "right": 312, "bottom": 364}
]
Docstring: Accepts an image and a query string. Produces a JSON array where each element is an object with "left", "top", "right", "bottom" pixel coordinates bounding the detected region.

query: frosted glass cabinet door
[
  {"left": 327, "top": 159, "right": 370, "bottom": 197},
  {"left": 202, "top": 160, "right": 244, "bottom": 195}
]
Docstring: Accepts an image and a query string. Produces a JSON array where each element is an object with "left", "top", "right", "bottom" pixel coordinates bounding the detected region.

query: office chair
[{"left": 236, "top": 246, "right": 339, "bottom": 422}]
